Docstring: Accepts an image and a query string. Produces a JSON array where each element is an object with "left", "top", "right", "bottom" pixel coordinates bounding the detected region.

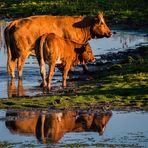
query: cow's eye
[{"left": 94, "top": 17, "right": 99, "bottom": 22}]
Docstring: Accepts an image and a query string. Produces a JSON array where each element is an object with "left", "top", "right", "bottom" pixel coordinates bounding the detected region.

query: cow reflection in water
[
  {"left": 7, "top": 79, "right": 26, "bottom": 97},
  {"left": 5, "top": 110, "right": 112, "bottom": 143}
]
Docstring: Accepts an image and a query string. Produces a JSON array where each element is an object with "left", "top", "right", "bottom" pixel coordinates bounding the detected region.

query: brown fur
[
  {"left": 36, "top": 33, "right": 95, "bottom": 89},
  {"left": 6, "top": 110, "right": 112, "bottom": 143},
  {"left": 4, "top": 13, "right": 111, "bottom": 78}
]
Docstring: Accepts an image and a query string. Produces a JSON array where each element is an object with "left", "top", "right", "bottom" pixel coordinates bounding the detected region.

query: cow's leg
[
  {"left": 7, "top": 59, "right": 17, "bottom": 79},
  {"left": 17, "top": 55, "right": 28, "bottom": 79},
  {"left": 82, "top": 64, "right": 89, "bottom": 74},
  {"left": 47, "top": 62, "right": 56, "bottom": 90},
  {"left": 62, "top": 63, "right": 71, "bottom": 88}
]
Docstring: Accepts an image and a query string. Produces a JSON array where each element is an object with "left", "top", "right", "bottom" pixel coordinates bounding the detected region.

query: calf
[{"left": 36, "top": 33, "right": 95, "bottom": 90}]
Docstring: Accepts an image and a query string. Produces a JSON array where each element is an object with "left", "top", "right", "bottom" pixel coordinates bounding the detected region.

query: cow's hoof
[
  {"left": 47, "top": 84, "right": 51, "bottom": 91},
  {"left": 40, "top": 82, "right": 47, "bottom": 88},
  {"left": 63, "top": 85, "right": 67, "bottom": 89}
]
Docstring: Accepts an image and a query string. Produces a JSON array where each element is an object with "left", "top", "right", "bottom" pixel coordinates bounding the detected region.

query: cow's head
[
  {"left": 81, "top": 43, "right": 95, "bottom": 63},
  {"left": 91, "top": 12, "right": 112, "bottom": 38},
  {"left": 92, "top": 111, "right": 112, "bottom": 135}
]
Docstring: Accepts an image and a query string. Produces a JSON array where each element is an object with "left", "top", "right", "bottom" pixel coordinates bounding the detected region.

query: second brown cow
[{"left": 36, "top": 33, "right": 95, "bottom": 90}]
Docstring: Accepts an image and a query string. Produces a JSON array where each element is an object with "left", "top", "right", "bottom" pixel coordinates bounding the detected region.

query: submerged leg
[
  {"left": 82, "top": 64, "right": 89, "bottom": 74},
  {"left": 17, "top": 55, "right": 28, "bottom": 79},
  {"left": 47, "top": 62, "right": 56, "bottom": 90},
  {"left": 7, "top": 58, "right": 17, "bottom": 79},
  {"left": 62, "top": 63, "right": 71, "bottom": 88}
]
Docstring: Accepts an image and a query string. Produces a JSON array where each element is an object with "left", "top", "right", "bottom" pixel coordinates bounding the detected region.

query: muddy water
[
  {"left": 0, "top": 110, "right": 148, "bottom": 147},
  {"left": 0, "top": 20, "right": 148, "bottom": 98}
]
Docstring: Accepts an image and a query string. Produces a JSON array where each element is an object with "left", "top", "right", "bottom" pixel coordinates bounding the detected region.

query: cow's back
[
  {"left": 40, "top": 33, "right": 79, "bottom": 65},
  {"left": 7, "top": 15, "right": 87, "bottom": 52}
]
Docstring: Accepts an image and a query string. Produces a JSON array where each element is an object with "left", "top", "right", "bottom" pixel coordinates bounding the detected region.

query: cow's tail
[
  {"left": 39, "top": 35, "right": 46, "bottom": 64},
  {"left": 4, "top": 26, "right": 11, "bottom": 76},
  {"left": 39, "top": 34, "right": 47, "bottom": 79}
]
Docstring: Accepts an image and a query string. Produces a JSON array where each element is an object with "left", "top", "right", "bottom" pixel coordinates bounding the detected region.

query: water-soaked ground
[
  {"left": 0, "top": 20, "right": 148, "bottom": 99},
  {"left": 0, "top": 109, "right": 148, "bottom": 147}
]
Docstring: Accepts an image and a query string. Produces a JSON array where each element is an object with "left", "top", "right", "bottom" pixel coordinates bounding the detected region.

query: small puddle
[
  {"left": 0, "top": 110, "right": 148, "bottom": 147},
  {"left": 0, "top": 20, "right": 148, "bottom": 98}
]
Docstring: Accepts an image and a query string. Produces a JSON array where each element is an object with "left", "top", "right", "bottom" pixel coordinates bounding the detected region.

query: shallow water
[
  {"left": 0, "top": 110, "right": 148, "bottom": 147},
  {"left": 0, "top": 20, "right": 148, "bottom": 99}
]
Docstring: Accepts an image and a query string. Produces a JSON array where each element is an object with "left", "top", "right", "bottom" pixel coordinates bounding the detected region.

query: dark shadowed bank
[
  {"left": 0, "top": 0, "right": 148, "bottom": 29},
  {"left": 0, "top": 46, "right": 147, "bottom": 111}
]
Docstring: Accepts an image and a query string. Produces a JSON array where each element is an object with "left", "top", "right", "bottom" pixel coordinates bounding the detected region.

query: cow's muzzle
[
  {"left": 90, "top": 57, "right": 96, "bottom": 63},
  {"left": 105, "top": 31, "right": 112, "bottom": 38}
]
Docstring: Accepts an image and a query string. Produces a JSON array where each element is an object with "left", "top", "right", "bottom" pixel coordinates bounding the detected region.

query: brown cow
[
  {"left": 4, "top": 13, "right": 112, "bottom": 79},
  {"left": 5, "top": 110, "right": 112, "bottom": 143},
  {"left": 36, "top": 33, "right": 95, "bottom": 89}
]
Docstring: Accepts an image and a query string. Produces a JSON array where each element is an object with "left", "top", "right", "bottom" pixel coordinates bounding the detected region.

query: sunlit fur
[
  {"left": 36, "top": 33, "right": 95, "bottom": 90},
  {"left": 4, "top": 13, "right": 111, "bottom": 78}
]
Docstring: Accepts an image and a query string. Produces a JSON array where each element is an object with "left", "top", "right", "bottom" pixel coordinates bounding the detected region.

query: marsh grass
[{"left": 0, "top": 0, "right": 148, "bottom": 28}]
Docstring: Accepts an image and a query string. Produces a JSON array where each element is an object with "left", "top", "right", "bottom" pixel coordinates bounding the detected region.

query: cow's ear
[
  {"left": 94, "top": 15, "right": 99, "bottom": 22},
  {"left": 94, "top": 12, "right": 104, "bottom": 22},
  {"left": 94, "top": 13, "right": 100, "bottom": 22}
]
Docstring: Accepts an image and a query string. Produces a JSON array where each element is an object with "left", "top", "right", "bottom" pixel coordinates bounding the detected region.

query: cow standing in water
[
  {"left": 36, "top": 33, "right": 95, "bottom": 89},
  {"left": 4, "top": 13, "right": 112, "bottom": 79}
]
